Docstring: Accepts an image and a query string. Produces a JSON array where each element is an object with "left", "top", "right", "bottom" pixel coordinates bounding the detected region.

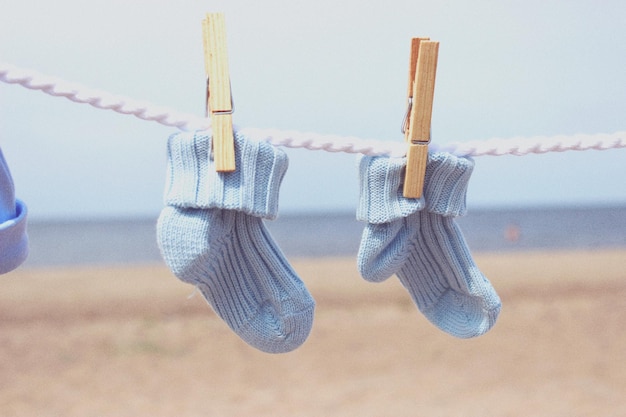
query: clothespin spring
[
  {"left": 205, "top": 77, "right": 235, "bottom": 118},
  {"left": 401, "top": 97, "right": 412, "bottom": 135},
  {"left": 401, "top": 98, "right": 432, "bottom": 146}
]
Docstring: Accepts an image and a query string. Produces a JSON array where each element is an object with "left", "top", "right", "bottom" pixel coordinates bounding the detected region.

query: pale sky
[{"left": 1, "top": 0, "right": 625, "bottom": 220}]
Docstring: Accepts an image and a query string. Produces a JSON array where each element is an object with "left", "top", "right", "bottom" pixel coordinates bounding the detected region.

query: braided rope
[
  {"left": 0, "top": 63, "right": 209, "bottom": 131},
  {"left": 237, "top": 127, "right": 409, "bottom": 157},
  {"left": 2, "top": 62, "right": 625, "bottom": 157},
  {"left": 438, "top": 132, "right": 626, "bottom": 157}
]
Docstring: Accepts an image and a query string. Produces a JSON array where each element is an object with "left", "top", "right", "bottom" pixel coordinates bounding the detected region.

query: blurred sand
[{"left": 1, "top": 249, "right": 625, "bottom": 416}]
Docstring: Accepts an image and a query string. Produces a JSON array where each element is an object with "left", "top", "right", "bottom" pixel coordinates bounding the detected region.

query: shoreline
[{"left": 21, "top": 205, "right": 626, "bottom": 267}]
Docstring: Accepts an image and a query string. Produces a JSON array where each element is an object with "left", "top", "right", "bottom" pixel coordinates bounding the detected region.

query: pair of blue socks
[{"left": 157, "top": 130, "right": 500, "bottom": 353}]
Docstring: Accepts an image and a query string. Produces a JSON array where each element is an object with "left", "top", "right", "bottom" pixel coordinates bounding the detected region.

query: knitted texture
[
  {"left": 356, "top": 155, "right": 424, "bottom": 224},
  {"left": 0, "top": 147, "right": 28, "bottom": 274},
  {"left": 357, "top": 152, "right": 501, "bottom": 338},
  {"left": 157, "top": 131, "right": 315, "bottom": 353},
  {"left": 163, "top": 130, "right": 285, "bottom": 219}
]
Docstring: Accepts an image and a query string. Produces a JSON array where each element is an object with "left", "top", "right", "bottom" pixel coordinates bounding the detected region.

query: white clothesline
[{"left": 1, "top": 62, "right": 625, "bottom": 158}]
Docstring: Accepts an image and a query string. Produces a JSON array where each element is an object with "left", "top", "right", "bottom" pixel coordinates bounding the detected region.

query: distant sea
[{"left": 21, "top": 205, "right": 626, "bottom": 267}]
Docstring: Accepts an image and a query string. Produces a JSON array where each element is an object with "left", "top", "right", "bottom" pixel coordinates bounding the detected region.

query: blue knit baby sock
[
  {"left": 357, "top": 152, "right": 501, "bottom": 338},
  {"left": 156, "top": 131, "right": 315, "bottom": 353},
  {"left": 0, "top": 147, "right": 28, "bottom": 274}
]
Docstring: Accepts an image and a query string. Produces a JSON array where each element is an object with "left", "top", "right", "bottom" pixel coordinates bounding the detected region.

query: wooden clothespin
[
  {"left": 202, "top": 13, "right": 236, "bottom": 172},
  {"left": 402, "top": 37, "right": 439, "bottom": 198}
]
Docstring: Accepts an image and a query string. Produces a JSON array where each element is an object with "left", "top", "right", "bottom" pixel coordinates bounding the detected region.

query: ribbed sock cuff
[
  {"left": 163, "top": 130, "right": 288, "bottom": 220},
  {"left": 0, "top": 199, "right": 29, "bottom": 274},
  {"left": 423, "top": 153, "right": 473, "bottom": 217},
  {"left": 357, "top": 152, "right": 474, "bottom": 223},
  {"left": 356, "top": 154, "right": 424, "bottom": 224}
]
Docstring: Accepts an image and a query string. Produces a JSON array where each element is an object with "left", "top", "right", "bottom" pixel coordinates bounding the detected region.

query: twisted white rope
[
  {"left": 2, "top": 62, "right": 625, "bottom": 158},
  {"left": 237, "top": 127, "right": 409, "bottom": 157},
  {"left": 0, "top": 63, "right": 209, "bottom": 131},
  {"left": 436, "top": 132, "right": 626, "bottom": 157}
]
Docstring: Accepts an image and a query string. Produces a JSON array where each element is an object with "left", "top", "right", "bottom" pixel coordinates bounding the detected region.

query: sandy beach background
[{"left": 1, "top": 249, "right": 625, "bottom": 416}]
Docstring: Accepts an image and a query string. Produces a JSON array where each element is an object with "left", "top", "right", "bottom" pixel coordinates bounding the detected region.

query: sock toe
[
  {"left": 421, "top": 289, "right": 501, "bottom": 338},
  {"left": 237, "top": 300, "right": 315, "bottom": 353}
]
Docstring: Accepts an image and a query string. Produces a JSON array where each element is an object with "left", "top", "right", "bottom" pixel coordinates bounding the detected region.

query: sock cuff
[
  {"left": 356, "top": 154, "right": 424, "bottom": 224},
  {"left": 356, "top": 152, "right": 474, "bottom": 223},
  {"left": 0, "top": 199, "right": 29, "bottom": 274},
  {"left": 163, "top": 130, "right": 288, "bottom": 220},
  {"left": 423, "top": 152, "right": 474, "bottom": 217}
]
